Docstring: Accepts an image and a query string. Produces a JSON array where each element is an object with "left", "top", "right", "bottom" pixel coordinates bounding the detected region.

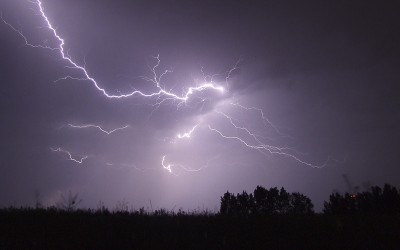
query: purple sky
[{"left": 0, "top": 0, "right": 399, "bottom": 211}]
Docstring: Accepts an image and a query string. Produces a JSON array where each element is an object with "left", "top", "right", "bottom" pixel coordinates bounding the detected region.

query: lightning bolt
[
  {"left": 206, "top": 124, "right": 329, "bottom": 169},
  {"left": 2, "top": 0, "right": 336, "bottom": 174},
  {"left": 177, "top": 124, "right": 199, "bottom": 139},
  {"left": 67, "top": 124, "right": 130, "bottom": 135},
  {"left": 161, "top": 155, "right": 208, "bottom": 176},
  {"left": 229, "top": 102, "right": 290, "bottom": 138},
  {"left": 161, "top": 155, "right": 178, "bottom": 176},
  {"left": 50, "top": 147, "right": 88, "bottom": 164},
  {"left": 2, "top": 0, "right": 224, "bottom": 105}
]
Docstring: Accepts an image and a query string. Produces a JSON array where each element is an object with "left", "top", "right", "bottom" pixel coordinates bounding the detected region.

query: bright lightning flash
[
  {"left": 2, "top": 0, "right": 334, "bottom": 174},
  {"left": 67, "top": 124, "right": 130, "bottom": 135},
  {"left": 50, "top": 147, "right": 88, "bottom": 164},
  {"left": 161, "top": 155, "right": 177, "bottom": 176},
  {"left": 1, "top": 0, "right": 224, "bottom": 105},
  {"left": 177, "top": 124, "right": 199, "bottom": 139},
  {"left": 161, "top": 155, "right": 206, "bottom": 176}
]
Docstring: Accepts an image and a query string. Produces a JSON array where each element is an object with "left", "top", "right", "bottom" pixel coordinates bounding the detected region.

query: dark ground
[{"left": 1, "top": 208, "right": 399, "bottom": 249}]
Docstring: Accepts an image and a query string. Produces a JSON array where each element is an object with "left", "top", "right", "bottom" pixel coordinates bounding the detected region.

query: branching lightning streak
[
  {"left": 67, "top": 124, "right": 130, "bottom": 135},
  {"left": 3, "top": 0, "right": 333, "bottom": 174},
  {"left": 161, "top": 155, "right": 178, "bottom": 176},
  {"left": 50, "top": 147, "right": 88, "bottom": 164},
  {"left": 229, "top": 102, "right": 290, "bottom": 138},
  {"left": 177, "top": 124, "right": 198, "bottom": 139},
  {"left": 3, "top": 0, "right": 224, "bottom": 103},
  {"left": 214, "top": 110, "right": 294, "bottom": 152},
  {"left": 0, "top": 12, "right": 58, "bottom": 51},
  {"left": 206, "top": 124, "right": 327, "bottom": 169},
  {"left": 161, "top": 155, "right": 207, "bottom": 176}
]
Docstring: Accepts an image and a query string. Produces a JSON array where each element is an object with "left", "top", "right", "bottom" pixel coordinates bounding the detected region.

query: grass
[{"left": 1, "top": 207, "right": 399, "bottom": 249}]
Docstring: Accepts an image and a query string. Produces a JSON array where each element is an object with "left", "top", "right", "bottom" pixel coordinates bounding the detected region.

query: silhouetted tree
[
  {"left": 56, "top": 191, "right": 82, "bottom": 211},
  {"left": 253, "top": 185, "right": 268, "bottom": 214},
  {"left": 265, "top": 187, "right": 280, "bottom": 214},
  {"left": 253, "top": 186, "right": 283, "bottom": 214},
  {"left": 381, "top": 184, "right": 400, "bottom": 214},
  {"left": 289, "top": 192, "right": 314, "bottom": 215},
  {"left": 278, "top": 187, "right": 290, "bottom": 214},
  {"left": 236, "top": 191, "right": 247, "bottom": 213},
  {"left": 34, "top": 189, "right": 43, "bottom": 209},
  {"left": 220, "top": 186, "right": 314, "bottom": 215},
  {"left": 324, "top": 183, "right": 400, "bottom": 215},
  {"left": 220, "top": 191, "right": 236, "bottom": 215},
  {"left": 115, "top": 198, "right": 129, "bottom": 212},
  {"left": 323, "top": 192, "right": 347, "bottom": 215}
]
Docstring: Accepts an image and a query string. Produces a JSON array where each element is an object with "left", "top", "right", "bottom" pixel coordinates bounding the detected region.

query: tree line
[
  {"left": 220, "top": 183, "right": 400, "bottom": 215},
  {"left": 24, "top": 183, "right": 400, "bottom": 216}
]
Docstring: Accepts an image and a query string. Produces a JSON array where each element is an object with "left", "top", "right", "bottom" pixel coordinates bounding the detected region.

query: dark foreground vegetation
[{"left": 1, "top": 184, "right": 400, "bottom": 249}]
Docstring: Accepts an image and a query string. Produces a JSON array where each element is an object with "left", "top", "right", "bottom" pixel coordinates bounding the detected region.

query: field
[{"left": 1, "top": 208, "right": 399, "bottom": 249}]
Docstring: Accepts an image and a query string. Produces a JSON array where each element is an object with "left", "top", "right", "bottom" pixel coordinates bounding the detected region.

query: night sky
[{"left": 1, "top": 0, "right": 399, "bottom": 211}]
